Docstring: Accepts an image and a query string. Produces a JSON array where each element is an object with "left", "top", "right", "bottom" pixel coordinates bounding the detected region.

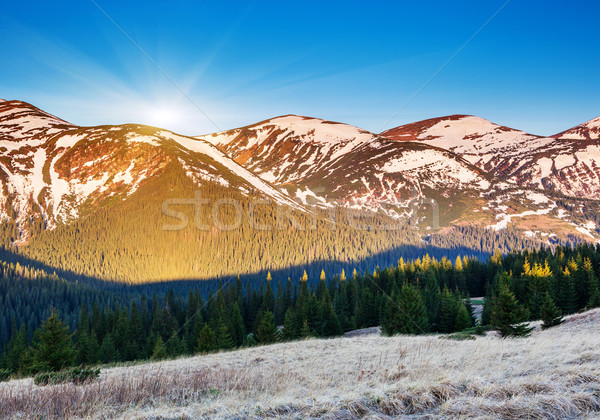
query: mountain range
[{"left": 1, "top": 97, "right": 599, "bottom": 282}]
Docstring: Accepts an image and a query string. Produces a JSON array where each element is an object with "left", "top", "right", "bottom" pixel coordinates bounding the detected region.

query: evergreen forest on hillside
[
  {"left": 0, "top": 162, "right": 561, "bottom": 285},
  {"left": 2, "top": 242, "right": 600, "bottom": 379}
]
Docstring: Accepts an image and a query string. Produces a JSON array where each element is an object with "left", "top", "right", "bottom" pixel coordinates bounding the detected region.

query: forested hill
[{"left": 2, "top": 242, "right": 600, "bottom": 373}]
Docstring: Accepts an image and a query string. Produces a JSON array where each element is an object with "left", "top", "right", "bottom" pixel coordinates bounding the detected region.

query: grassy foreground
[{"left": 1, "top": 309, "right": 600, "bottom": 419}]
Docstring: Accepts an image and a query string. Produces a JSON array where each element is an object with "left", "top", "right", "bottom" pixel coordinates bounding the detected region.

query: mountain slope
[
  {"left": 199, "top": 116, "right": 491, "bottom": 216},
  {"left": 381, "top": 115, "right": 600, "bottom": 203},
  {"left": 0, "top": 113, "right": 301, "bottom": 243},
  {"left": 380, "top": 115, "right": 554, "bottom": 172},
  {"left": 552, "top": 115, "right": 600, "bottom": 140}
]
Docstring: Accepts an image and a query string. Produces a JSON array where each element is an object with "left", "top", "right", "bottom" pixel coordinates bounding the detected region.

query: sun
[{"left": 148, "top": 106, "right": 179, "bottom": 128}]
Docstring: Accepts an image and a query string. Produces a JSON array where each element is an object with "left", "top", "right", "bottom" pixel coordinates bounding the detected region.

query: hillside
[
  {"left": 553, "top": 115, "right": 600, "bottom": 140},
  {"left": 2, "top": 308, "right": 599, "bottom": 419},
  {"left": 1, "top": 100, "right": 600, "bottom": 283}
]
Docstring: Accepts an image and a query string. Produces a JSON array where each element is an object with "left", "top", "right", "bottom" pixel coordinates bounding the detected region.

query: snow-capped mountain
[
  {"left": 381, "top": 114, "right": 600, "bottom": 201},
  {"left": 0, "top": 99, "right": 74, "bottom": 142},
  {"left": 198, "top": 115, "right": 379, "bottom": 184},
  {"left": 380, "top": 115, "right": 555, "bottom": 173},
  {"left": 2, "top": 99, "right": 600, "bottom": 250},
  {"left": 198, "top": 115, "right": 490, "bottom": 213},
  {"left": 552, "top": 115, "right": 600, "bottom": 140},
  {"left": 0, "top": 102, "right": 301, "bottom": 243}
]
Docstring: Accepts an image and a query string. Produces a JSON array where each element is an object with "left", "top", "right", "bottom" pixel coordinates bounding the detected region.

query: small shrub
[
  {"left": 0, "top": 368, "right": 11, "bottom": 382},
  {"left": 34, "top": 366, "right": 100, "bottom": 386}
]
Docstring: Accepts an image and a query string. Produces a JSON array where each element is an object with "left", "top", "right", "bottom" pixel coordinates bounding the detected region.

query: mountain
[
  {"left": 0, "top": 99, "right": 74, "bottom": 142},
  {"left": 381, "top": 114, "right": 600, "bottom": 201},
  {"left": 0, "top": 101, "right": 443, "bottom": 283},
  {"left": 552, "top": 115, "right": 600, "bottom": 140},
  {"left": 1, "top": 99, "right": 598, "bottom": 283},
  {"left": 203, "top": 114, "right": 600, "bottom": 243},
  {"left": 380, "top": 115, "right": 555, "bottom": 172},
  {"left": 0, "top": 101, "right": 300, "bottom": 243},
  {"left": 198, "top": 115, "right": 491, "bottom": 218}
]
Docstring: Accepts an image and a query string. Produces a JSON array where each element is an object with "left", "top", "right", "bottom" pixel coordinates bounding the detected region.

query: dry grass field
[{"left": 1, "top": 309, "right": 600, "bottom": 419}]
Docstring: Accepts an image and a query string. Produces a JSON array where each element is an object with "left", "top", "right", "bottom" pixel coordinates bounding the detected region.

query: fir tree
[
  {"left": 382, "top": 283, "right": 429, "bottom": 335},
  {"left": 454, "top": 302, "right": 472, "bottom": 332},
  {"left": 255, "top": 311, "right": 278, "bottom": 344},
  {"left": 6, "top": 324, "right": 28, "bottom": 374},
  {"left": 438, "top": 287, "right": 458, "bottom": 333},
  {"left": 196, "top": 324, "right": 217, "bottom": 354},
  {"left": 540, "top": 293, "right": 562, "bottom": 329},
  {"left": 99, "top": 334, "right": 119, "bottom": 363},
  {"left": 491, "top": 286, "right": 533, "bottom": 338},
  {"left": 31, "top": 309, "right": 75, "bottom": 372},
  {"left": 319, "top": 290, "right": 342, "bottom": 337},
  {"left": 281, "top": 308, "right": 299, "bottom": 340},
  {"left": 152, "top": 336, "right": 168, "bottom": 359}
]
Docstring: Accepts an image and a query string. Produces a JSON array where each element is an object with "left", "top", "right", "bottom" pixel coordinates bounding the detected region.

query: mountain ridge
[{"left": 0, "top": 98, "right": 599, "bottom": 283}]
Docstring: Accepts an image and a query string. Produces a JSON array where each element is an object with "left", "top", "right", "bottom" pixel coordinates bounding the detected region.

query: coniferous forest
[{"left": 2, "top": 242, "right": 600, "bottom": 379}]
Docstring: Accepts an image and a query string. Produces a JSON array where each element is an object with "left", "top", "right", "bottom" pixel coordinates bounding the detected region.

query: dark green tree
[
  {"left": 196, "top": 324, "right": 217, "bottom": 354},
  {"left": 255, "top": 311, "right": 278, "bottom": 344},
  {"left": 31, "top": 310, "right": 75, "bottom": 372},
  {"left": 540, "top": 293, "right": 562, "bottom": 329},
  {"left": 454, "top": 302, "right": 472, "bottom": 332},
  {"left": 491, "top": 286, "right": 533, "bottom": 337}
]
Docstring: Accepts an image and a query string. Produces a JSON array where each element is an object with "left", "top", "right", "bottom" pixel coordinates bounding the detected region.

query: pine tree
[
  {"left": 6, "top": 324, "right": 28, "bottom": 374},
  {"left": 319, "top": 290, "right": 342, "bottom": 337},
  {"left": 196, "top": 324, "right": 217, "bottom": 354},
  {"left": 31, "top": 309, "right": 75, "bottom": 372},
  {"left": 422, "top": 271, "right": 441, "bottom": 329},
  {"left": 98, "top": 334, "right": 119, "bottom": 363},
  {"left": 152, "top": 336, "right": 168, "bottom": 359},
  {"left": 382, "top": 283, "right": 428, "bottom": 335},
  {"left": 281, "top": 308, "right": 300, "bottom": 340},
  {"left": 557, "top": 267, "right": 578, "bottom": 315},
  {"left": 454, "top": 302, "right": 472, "bottom": 332},
  {"left": 540, "top": 293, "right": 562, "bottom": 329},
  {"left": 216, "top": 322, "right": 234, "bottom": 350},
  {"left": 588, "top": 289, "right": 600, "bottom": 309},
  {"left": 255, "top": 311, "right": 278, "bottom": 344},
  {"left": 76, "top": 329, "right": 100, "bottom": 365},
  {"left": 438, "top": 287, "right": 459, "bottom": 333},
  {"left": 491, "top": 286, "right": 533, "bottom": 338}
]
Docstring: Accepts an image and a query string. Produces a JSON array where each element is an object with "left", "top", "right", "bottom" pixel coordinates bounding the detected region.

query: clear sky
[{"left": 1, "top": 0, "right": 599, "bottom": 136}]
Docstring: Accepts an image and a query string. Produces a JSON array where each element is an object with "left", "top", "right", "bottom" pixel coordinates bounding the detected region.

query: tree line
[{"left": 2, "top": 243, "right": 600, "bottom": 377}]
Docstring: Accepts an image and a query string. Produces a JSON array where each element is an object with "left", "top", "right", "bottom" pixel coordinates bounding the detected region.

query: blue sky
[{"left": 1, "top": 1, "right": 599, "bottom": 136}]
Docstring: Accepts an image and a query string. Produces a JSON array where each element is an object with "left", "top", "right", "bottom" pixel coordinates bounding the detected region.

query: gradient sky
[{"left": 1, "top": 0, "right": 599, "bottom": 136}]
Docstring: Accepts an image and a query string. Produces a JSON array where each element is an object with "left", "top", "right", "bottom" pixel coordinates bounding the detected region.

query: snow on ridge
[
  {"left": 380, "top": 149, "right": 484, "bottom": 186},
  {"left": 198, "top": 115, "right": 376, "bottom": 148},
  {"left": 555, "top": 116, "right": 600, "bottom": 140},
  {"left": 264, "top": 116, "right": 375, "bottom": 144},
  {"left": 159, "top": 131, "right": 303, "bottom": 209}
]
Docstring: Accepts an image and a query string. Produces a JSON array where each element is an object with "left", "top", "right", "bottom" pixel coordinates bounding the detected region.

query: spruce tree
[
  {"left": 255, "top": 311, "right": 278, "bottom": 344},
  {"left": 281, "top": 308, "right": 299, "bottom": 340},
  {"left": 454, "top": 302, "right": 472, "bottom": 332},
  {"left": 422, "top": 271, "right": 441, "bottom": 330},
  {"left": 382, "top": 283, "right": 428, "bottom": 335},
  {"left": 152, "top": 336, "right": 168, "bottom": 360},
  {"left": 588, "top": 289, "right": 600, "bottom": 309},
  {"left": 319, "top": 290, "right": 342, "bottom": 337},
  {"left": 31, "top": 309, "right": 75, "bottom": 372},
  {"left": 491, "top": 286, "right": 533, "bottom": 337},
  {"left": 540, "top": 293, "right": 562, "bottom": 329},
  {"left": 99, "top": 334, "right": 119, "bottom": 363},
  {"left": 6, "top": 324, "right": 28, "bottom": 374},
  {"left": 196, "top": 324, "right": 217, "bottom": 354},
  {"left": 438, "top": 287, "right": 459, "bottom": 333}
]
